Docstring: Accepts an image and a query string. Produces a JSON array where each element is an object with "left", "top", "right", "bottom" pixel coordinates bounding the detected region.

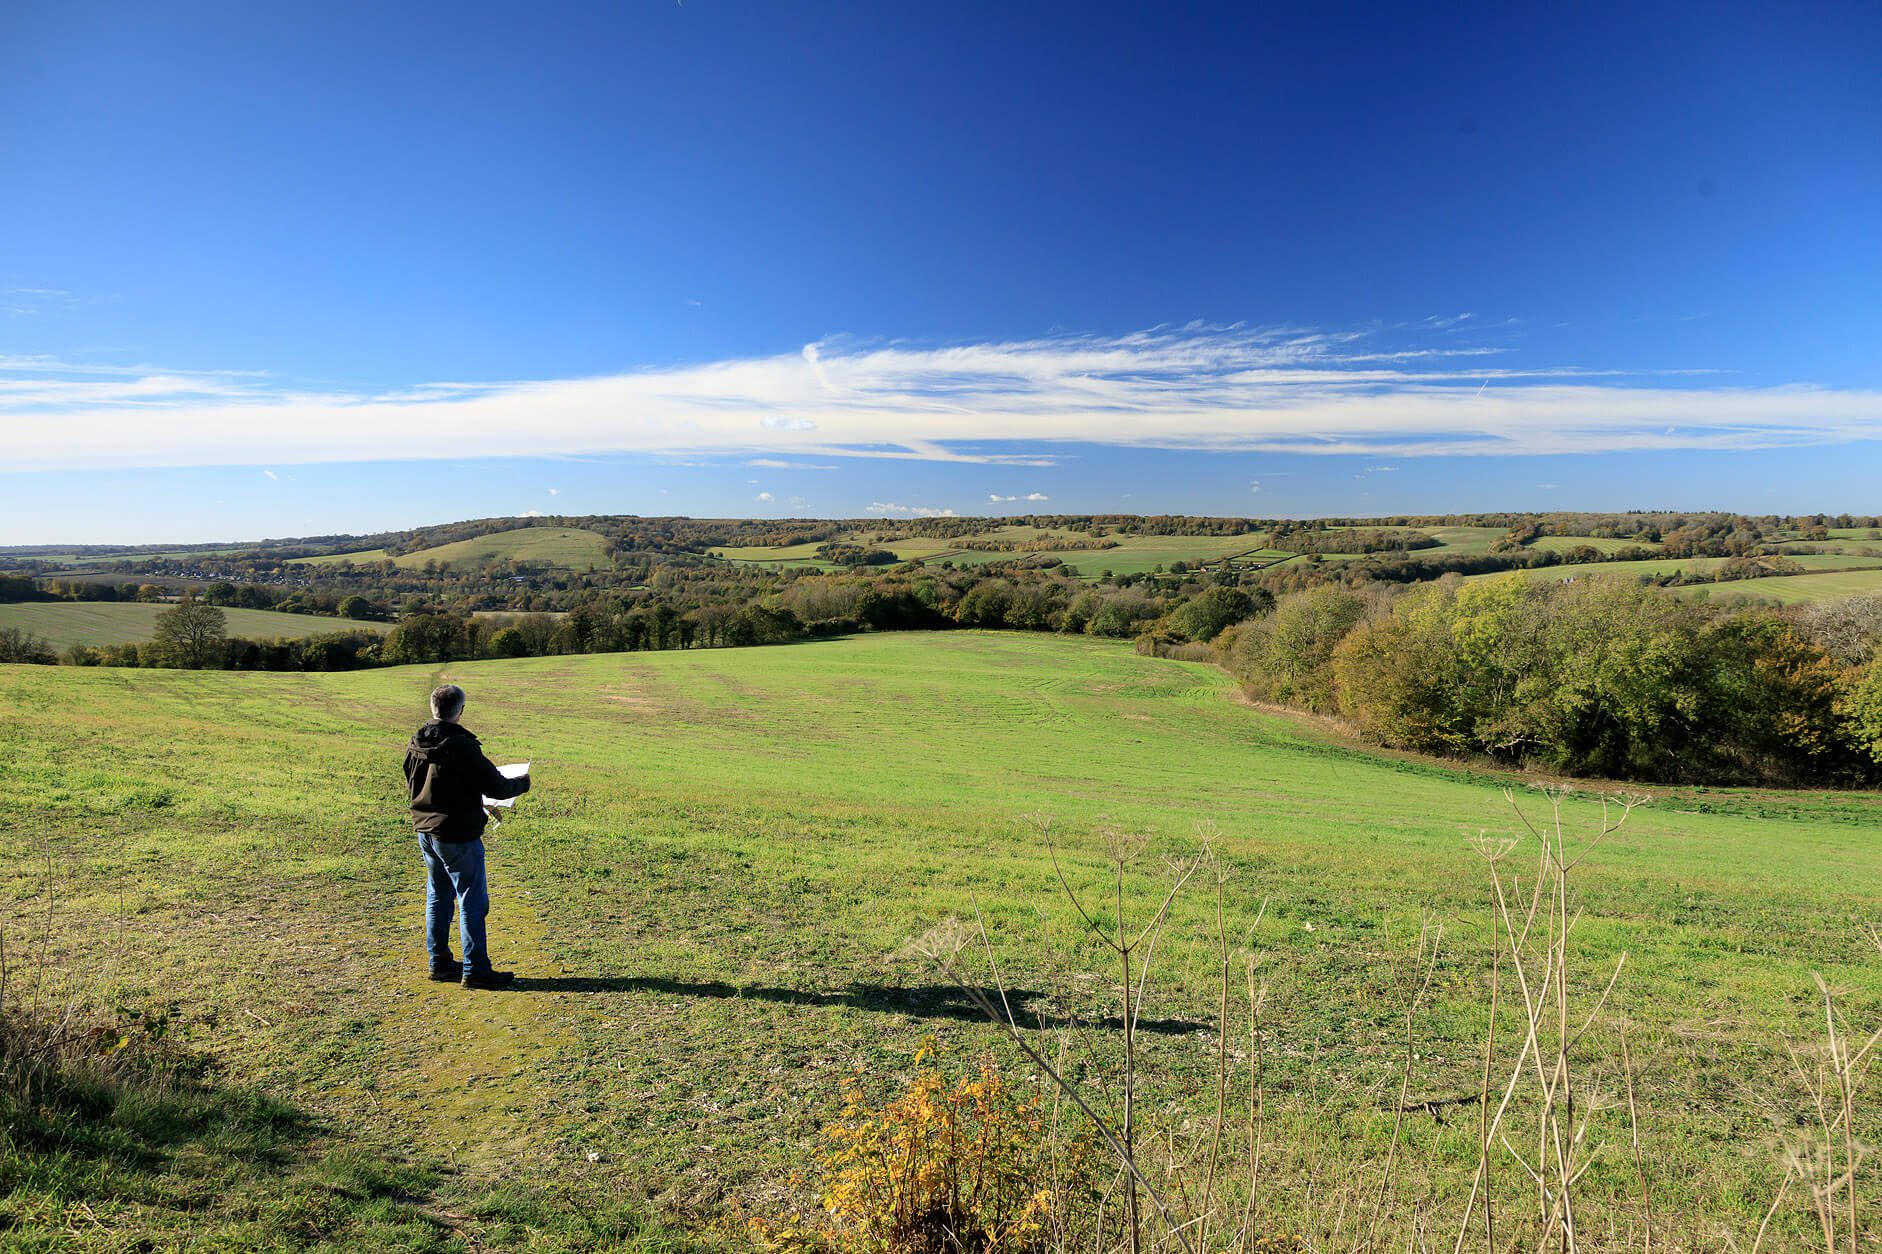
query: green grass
[
  {"left": 0, "top": 602, "right": 391, "bottom": 648},
  {"left": 390, "top": 527, "right": 609, "bottom": 571},
  {"left": 291, "top": 547, "right": 393, "bottom": 566},
  {"left": 1475, "top": 554, "right": 1882, "bottom": 602},
  {"left": 1528, "top": 534, "right": 1640, "bottom": 555},
  {"left": 712, "top": 529, "right": 1275, "bottom": 576},
  {"left": 706, "top": 539, "right": 840, "bottom": 570},
  {"left": 2, "top": 633, "right": 1877, "bottom": 1245},
  {"left": 1472, "top": 556, "right": 1734, "bottom": 583},
  {"left": 18, "top": 545, "right": 274, "bottom": 567},
  {"left": 1410, "top": 524, "right": 1505, "bottom": 554},
  {"left": 1675, "top": 567, "right": 1882, "bottom": 604}
]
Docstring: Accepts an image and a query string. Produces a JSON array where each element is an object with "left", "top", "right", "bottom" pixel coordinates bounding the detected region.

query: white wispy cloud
[
  {"left": 1025, "top": 491, "right": 1049, "bottom": 501},
  {"left": 867, "top": 501, "right": 958, "bottom": 518},
  {"left": 989, "top": 493, "right": 1016, "bottom": 502},
  {"left": 4, "top": 326, "right": 1882, "bottom": 472},
  {"left": 261, "top": 468, "right": 278, "bottom": 481}
]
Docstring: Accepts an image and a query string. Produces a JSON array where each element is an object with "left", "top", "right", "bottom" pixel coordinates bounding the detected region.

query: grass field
[
  {"left": 288, "top": 527, "right": 609, "bottom": 571},
  {"left": 1471, "top": 555, "right": 1882, "bottom": 603},
  {"left": 16, "top": 545, "right": 271, "bottom": 567},
  {"left": 1409, "top": 524, "right": 1504, "bottom": 554},
  {"left": 1674, "top": 567, "right": 1882, "bottom": 604},
  {"left": 1528, "top": 534, "right": 1639, "bottom": 555},
  {"left": 389, "top": 526, "right": 611, "bottom": 570},
  {"left": 711, "top": 527, "right": 1276, "bottom": 576},
  {"left": 0, "top": 602, "right": 391, "bottom": 648},
  {"left": 292, "top": 526, "right": 608, "bottom": 570},
  {"left": 290, "top": 547, "right": 393, "bottom": 566},
  {"left": 3, "top": 632, "right": 1878, "bottom": 1246}
]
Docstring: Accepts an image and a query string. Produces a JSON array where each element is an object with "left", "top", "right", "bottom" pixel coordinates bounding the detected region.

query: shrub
[
  {"left": 0, "top": 627, "right": 57, "bottom": 665},
  {"left": 755, "top": 1053, "right": 1098, "bottom": 1253}
]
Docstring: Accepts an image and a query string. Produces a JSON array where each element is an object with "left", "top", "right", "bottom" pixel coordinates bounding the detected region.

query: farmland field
[
  {"left": 713, "top": 529, "right": 1275, "bottom": 576},
  {"left": 289, "top": 547, "right": 392, "bottom": 566},
  {"left": 1468, "top": 557, "right": 1734, "bottom": 583},
  {"left": 2, "top": 631, "right": 1877, "bottom": 1247},
  {"left": 0, "top": 601, "right": 390, "bottom": 648},
  {"left": 288, "top": 526, "right": 610, "bottom": 571},
  {"left": 1527, "top": 534, "right": 1638, "bottom": 555},
  {"left": 392, "top": 526, "right": 610, "bottom": 570},
  {"left": 1674, "top": 567, "right": 1882, "bottom": 604}
]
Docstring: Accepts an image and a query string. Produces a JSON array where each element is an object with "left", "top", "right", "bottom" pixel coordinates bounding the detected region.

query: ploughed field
[{"left": 2, "top": 632, "right": 1879, "bottom": 1247}]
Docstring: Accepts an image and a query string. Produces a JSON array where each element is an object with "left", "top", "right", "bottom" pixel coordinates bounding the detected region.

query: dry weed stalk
[
  {"left": 1451, "top": 786, "right": 1639, "bottom": 1254},
  {"left": 1774, "top": 925, "right": 1882, "bottom": 1254},
  {"left": 900, "top": 801, "right": 1876, "bottom": 1254}
]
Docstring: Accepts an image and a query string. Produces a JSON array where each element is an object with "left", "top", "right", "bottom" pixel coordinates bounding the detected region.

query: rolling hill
[{"left": 1, "top": 631, "right": 1874, "bottom": 1244}]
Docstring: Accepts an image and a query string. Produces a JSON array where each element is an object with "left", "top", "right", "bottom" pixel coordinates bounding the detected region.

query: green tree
[
  {"left": 0, "top": 628, "right": 57, "bottom": 665},
  {"left": 1228, "top": 585, "right": 1369, "bottom": 712},
  {"left": 1166, "top": 586, "right": 1262, "bottom": 643},
  {"left": 149, "top": 595, "right": 227, "bottom": 669},
  {"left": 489, "top": 626, "right": 530, "bottom": 658},
  {"left": 384, "top": 614, "right": 466, "bottom": 664}
]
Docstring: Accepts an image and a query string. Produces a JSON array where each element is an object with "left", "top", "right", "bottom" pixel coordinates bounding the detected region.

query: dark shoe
[
  {"left": 429, "top": 955, "right": 459, "bottom": 981},
  {"left": 461, "top": 969, "right": 514, "bottom": 991}
]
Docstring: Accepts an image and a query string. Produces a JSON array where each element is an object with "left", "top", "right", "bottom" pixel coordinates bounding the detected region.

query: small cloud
[
  {"left": 686, "top": 299, "right": 703, "bottom": 307},
  {"left": 1249, "top": 480, "right": 1261, "bottom": 493},
  {"left": 520, "top": 509, "right": 545, "bottom": 518},
  {"left": 756, "top": 491, "right": 774, "bottom": 502},
  {"left": 746, "top": 479, "right": 759, "bottom": 485},
  {"left": 261, "top": 468, "right": 278, "bottom": 481},
  {"left": 746, "top": 458, "right": 837, "bottom": 470},
  {"left": 762, "top": 417, "right": 818, "bottom": 432},
  {"left": 867, "top": 501, "right": 957, "bottom": 518},
  {"left": 1024, "top": 492, "right": 1048, "bottom": 501},
  {"left": 1537, "top": 483, "right": 1561, "bottom": 490},
  {"left": 989, "top": 493, "right": 1017, "bottom": 502},
  {"left": 548, "top": 487, "right": 559, "bottom": 496}
]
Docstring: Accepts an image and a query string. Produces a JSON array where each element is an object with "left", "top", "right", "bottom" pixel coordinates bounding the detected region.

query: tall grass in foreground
[{"left": 770, "top": 790, "right": 1879, "bottom": 1253}]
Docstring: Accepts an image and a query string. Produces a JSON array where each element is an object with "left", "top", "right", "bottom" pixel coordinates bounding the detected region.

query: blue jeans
[{"left": 418, "top": 834, "right": 490, "bottom": 975}]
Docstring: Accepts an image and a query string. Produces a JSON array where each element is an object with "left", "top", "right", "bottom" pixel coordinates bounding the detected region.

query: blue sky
[{"left": 3, "top": 1, "right": 1879, "bottom": 543}]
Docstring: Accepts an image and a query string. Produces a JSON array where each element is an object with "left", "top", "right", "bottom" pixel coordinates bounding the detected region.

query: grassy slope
[
  {"left": 392, "top": 527, "right": 609, "bottom": 570},
  {"left": 2, "top": 634, "right": 1877, "bottom": 1245},
  {"left": 0, "top": 602, "right": 391, "bottom": 648},
  {"left": 1528, "top": 534, "right": 1638, "bottom": 555},
  {"left": 1675, "top": 567, "right": 1882, "bottom": 604},
  {"left": 290, "top": 548, "right": 393, "bottom": 566}
]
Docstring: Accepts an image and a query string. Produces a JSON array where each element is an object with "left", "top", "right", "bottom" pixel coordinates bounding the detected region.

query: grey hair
[{"left": 430, "top": 684, "right": 466, "bottom": 721}]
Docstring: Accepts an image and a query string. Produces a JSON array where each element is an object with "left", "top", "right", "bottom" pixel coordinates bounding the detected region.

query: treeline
[
  {"left": 1216, "top": 575, "right": 1882, "bottom": 785},
  {"left": 1, "top": 563, "right": 1256, "bottom": 674},
  {"left": 1267, "top": 522, "right": 1439, "bottom": 555}
]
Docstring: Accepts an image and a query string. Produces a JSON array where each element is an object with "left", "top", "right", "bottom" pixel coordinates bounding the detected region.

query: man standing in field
[{"left": 404, "top": 684, "right": 530, "bottom": 990}]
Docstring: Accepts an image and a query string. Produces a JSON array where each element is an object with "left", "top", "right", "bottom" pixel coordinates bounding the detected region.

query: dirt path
[{"left": 373, "top": 878, "right": 576, "bottom": 1175}]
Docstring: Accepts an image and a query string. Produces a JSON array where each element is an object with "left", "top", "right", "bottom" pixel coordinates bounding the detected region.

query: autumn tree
[{"left": 149, "top": 595, "right": 227, "bottom": 668}]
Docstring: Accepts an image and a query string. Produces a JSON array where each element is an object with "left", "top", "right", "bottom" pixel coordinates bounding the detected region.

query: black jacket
[{"left": 404, "top": 719, "right": 529, "bottom": 841}]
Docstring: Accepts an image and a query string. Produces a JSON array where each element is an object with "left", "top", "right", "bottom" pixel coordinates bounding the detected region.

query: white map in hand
[{"left": 483, "top": 762, "right": 530, "bottom": 809}]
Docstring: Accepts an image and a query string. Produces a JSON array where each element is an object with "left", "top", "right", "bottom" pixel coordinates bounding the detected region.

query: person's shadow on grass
[{"left": 510, "top": 974, "right": 1206, "bottom": 1035}]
